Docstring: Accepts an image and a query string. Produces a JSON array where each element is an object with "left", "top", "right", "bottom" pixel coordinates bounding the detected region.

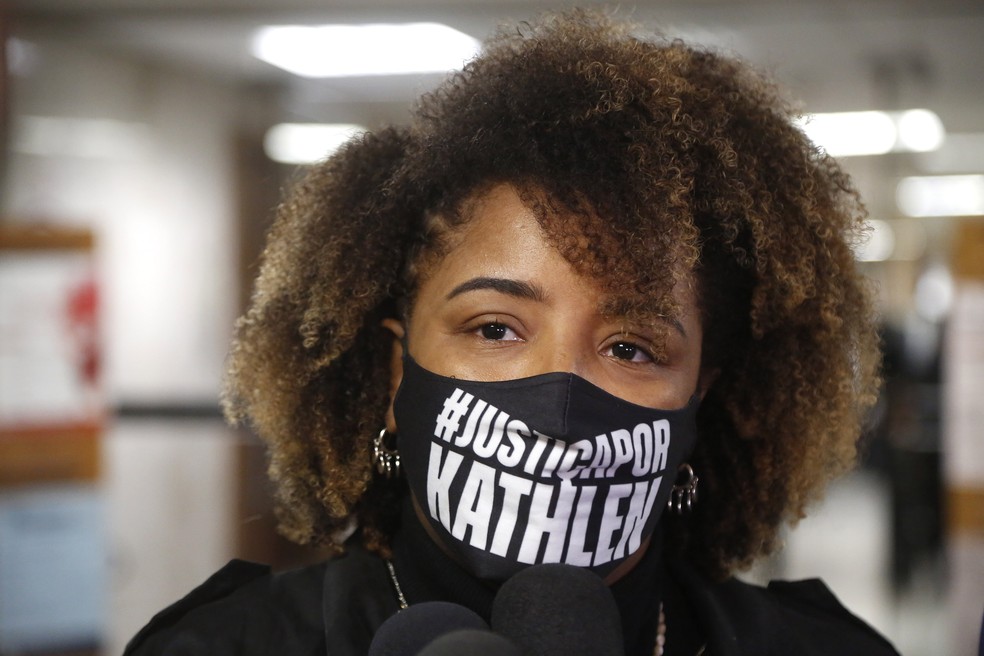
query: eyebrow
[
  {"left": 600, "top": 298, "right": 689, "bottom": 339},
  {"left": 446, "top": 277, "right": 548, "bottom": 303},
  {"left": 663, "top": 317, "right": 688, "bottom": 339}
]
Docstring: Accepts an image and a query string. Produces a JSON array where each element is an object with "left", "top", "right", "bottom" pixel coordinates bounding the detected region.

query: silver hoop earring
[
  {"left": 668, "top": 463, "right": 698, "bottom": 515},
  {"left": 372, "top": 429, "right": 401, "bottom": 478}
]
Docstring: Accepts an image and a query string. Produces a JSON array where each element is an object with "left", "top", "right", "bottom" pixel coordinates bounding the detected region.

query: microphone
[
  {"left": 491, "top": 563, "right": 625, "bottom": 656},
  {"left": 368, "top": 601, "right": 489, "bottom": 656},
  {"left": 418, "top": 629, "right": 523, "bottom": 656}
]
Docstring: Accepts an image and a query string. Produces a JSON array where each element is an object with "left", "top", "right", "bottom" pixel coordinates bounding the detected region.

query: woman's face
[{"left": 386, "top": 184, "right": 705, "bottom": 418}]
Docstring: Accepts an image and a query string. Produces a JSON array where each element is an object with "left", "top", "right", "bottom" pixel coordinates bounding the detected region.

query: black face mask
[{"left": 393, "top": 353, "right": 700, "bottom": 581}]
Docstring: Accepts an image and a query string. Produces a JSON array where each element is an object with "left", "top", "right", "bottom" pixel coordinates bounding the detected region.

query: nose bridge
[
  {"left": 536, "top": 329, "right": 587, "bottom": 377},
  {"left": 529, "top": 333, "right": 578, "bottom": 437}
]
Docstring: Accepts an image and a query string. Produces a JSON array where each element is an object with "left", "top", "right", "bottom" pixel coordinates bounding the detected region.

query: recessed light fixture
[
  {"left": 896, "top": 174, "right": 984, "bottom": 217},
  {"left": 895, "top": 109, "right": 946, "bottom": 153},
  {"left": 252, "top": 23, "right": 481, "bottom": 78},
  {"left": 796, "top": 109, "right": 945, "bottom": 158},
  {"left": 263, "top": 123, "right": 367, "bottom": 165}
]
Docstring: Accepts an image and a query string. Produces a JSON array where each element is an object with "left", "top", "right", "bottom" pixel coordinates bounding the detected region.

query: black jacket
[{"left": 123, "top": 544, "right": 899, "bottom": 656}]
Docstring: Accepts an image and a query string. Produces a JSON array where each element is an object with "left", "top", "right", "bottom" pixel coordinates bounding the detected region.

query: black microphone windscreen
[
  {"left": 418, "top": 629, "right": 523, "bottom": 656},
  {"left": 369, "top": 601, "right": 489, "bottom": 656},
  {"left": 491, "top": 563, "right": 624, "bottom": 656}
]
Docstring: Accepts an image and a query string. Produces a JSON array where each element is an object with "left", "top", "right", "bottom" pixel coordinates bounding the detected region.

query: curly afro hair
[{"left": 222, "top": 9, "right": 880, "bottom": 579}]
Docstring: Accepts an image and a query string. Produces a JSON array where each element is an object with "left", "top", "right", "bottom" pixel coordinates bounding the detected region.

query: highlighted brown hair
[{"left": 223, "top": 10, "right": 880, "bottom": 578}]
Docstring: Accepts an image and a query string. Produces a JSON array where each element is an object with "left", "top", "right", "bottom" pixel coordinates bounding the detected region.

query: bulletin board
[{"left": 0, "top": 225, "right": 103, "bottom": 484}]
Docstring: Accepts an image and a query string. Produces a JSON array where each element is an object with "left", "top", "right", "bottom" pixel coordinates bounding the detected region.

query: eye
[
  {"left": 608, "top": 340, "right": 654, "bottom": 363},
  {"left": 478, "top": 322, "right": 520, "bottom": 341}
]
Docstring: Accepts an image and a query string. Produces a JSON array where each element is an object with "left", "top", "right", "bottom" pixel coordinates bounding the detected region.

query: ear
[
  {"left": 697, "top": 366, "right": 720, "bottom": 401},
  {"left": 381, "top": 318, "right": 406, "bottom": 434}
]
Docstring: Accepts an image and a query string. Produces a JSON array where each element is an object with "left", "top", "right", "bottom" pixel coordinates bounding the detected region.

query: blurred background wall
[{"left": 0, "top": 1, "right": 981, "bottom": 655}]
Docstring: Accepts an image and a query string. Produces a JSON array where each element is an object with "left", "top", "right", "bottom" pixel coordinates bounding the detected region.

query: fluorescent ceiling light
[
  {"left": 896, "top": 174, "right": 984, "bottom": 217},
  {"left": 252, "top": 23, "right": 480, "bottom": 77},
  {"left": 799, "top": 111, "right": 895, "bottom": 157},
  {"left": 796, "top": 109, "right": 945, "bottom": 157},
  {"left": 264, "top": 123, "right": 366, "bottom": 165},
  {"left": 896, "top": 109, "right": 945, "bottom": 152}
]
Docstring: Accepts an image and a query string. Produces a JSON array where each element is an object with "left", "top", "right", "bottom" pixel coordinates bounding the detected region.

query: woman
[{"left": 126, "top": 10, "right": 898, "bottom": 656}]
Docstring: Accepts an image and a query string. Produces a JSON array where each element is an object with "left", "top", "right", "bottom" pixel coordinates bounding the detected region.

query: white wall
[
  {"left": 104, "top": 420, "right": 236, "bottom": 656},
  {"left": 4, "top": 37, "right": 239, "bottom": 405},
  {"left": 3, "top": 37, "right": 242, "bottom": 653}
]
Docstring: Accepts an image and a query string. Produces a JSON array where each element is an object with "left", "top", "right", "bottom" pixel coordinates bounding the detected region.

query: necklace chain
[
  {"left": 655, "top": 602, "right": 666, "bottom": 656},
  {"left": 384, "top": 559, "right": 409, "bottom": 610},
  {"left": 384, "top": 559, "right": 667, "bottom": 654}
]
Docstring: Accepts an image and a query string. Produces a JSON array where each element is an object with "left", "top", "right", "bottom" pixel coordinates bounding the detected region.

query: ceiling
[
  {"left": 3, "top": 0, "right": 982, "bottom": 315},
  {"left": 6, "top": 0, "right": 983, "bottom": 133}
]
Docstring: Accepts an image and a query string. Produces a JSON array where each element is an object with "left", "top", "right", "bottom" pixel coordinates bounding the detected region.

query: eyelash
[
  {"left": 472, "top": 321, "right": 661, "bottom": 365},
  {"left": 606, "top": 339, "right": 658, "bottom": 365},
  {"left": 475, "top": 321, "right": 521, "bottom": 342}
]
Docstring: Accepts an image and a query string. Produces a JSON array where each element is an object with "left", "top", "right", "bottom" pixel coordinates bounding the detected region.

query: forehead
[{"left": 413, "top": 184, "right": 697, "bottom": 328}]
